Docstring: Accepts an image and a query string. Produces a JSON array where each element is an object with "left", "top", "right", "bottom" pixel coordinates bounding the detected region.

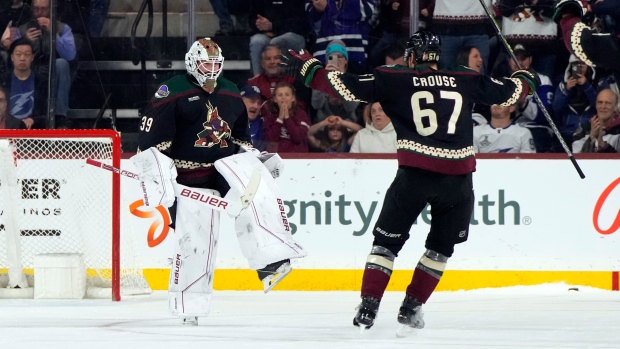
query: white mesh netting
[{"left": 0, "top": 135, "right": 151, "bottom": 298}]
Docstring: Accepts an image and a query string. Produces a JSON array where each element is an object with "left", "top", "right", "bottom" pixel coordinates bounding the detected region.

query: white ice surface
[{"left": 1, "top": 284, "right": 619, "bottom": 349}]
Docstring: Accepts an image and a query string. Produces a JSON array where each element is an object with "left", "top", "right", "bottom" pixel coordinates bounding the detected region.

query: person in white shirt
[
  {"left": 473, "top": 104, "right": 536, "bottom": 153},
  {"left": 350, "top": 101, "right": 397, "bottom": 153}
]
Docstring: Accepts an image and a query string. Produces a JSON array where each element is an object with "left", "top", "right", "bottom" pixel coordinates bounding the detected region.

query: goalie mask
[
  {"left": 185, "top": 38, "right": 224, "bottom": 93},
  {"left": 404, "top": 31, "right": 441, "bottom": 65}
]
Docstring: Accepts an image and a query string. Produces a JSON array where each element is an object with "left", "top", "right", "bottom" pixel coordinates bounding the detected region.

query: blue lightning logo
[{"left": 10, "top": 91, "right": 34, "bottom": 119}]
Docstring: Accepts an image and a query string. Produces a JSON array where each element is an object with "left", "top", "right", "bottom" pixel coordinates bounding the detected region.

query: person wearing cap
[
  {"left": 505, "top": 44, "right": 556, "bottom": 152},
  {"left": 311, "top": 40, "right": 360, "bottom": 124},
  {"left": 240, "top": 84, "right": 266, "bottom": 151}
]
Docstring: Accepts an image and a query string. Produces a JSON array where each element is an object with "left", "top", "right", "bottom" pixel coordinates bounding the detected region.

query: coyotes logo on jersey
[{"left": 195, "top": 101, "right": 231, "bottom": 147}]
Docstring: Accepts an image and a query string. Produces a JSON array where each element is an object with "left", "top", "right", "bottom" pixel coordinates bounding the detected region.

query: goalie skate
[
  {"left": 181, "top": 316, "right": 198, "bottom": 326},
  {"left": 257, "top": 259, "right": 292, "bottom": 293}
]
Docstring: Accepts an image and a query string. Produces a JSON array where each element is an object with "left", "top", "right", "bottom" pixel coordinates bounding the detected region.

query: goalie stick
[
  {"left": 85, "top": 159, "right": 261, "bottom": 216},
  {"left": 478, "top": 0, "right": 585, "bottom": 179}
]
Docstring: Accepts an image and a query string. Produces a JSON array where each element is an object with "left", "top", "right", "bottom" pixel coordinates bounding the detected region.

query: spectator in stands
[
  {"left": 350, "top": 101, "right": 397, "bottom": 153},
  {"left": 307, "top": 0, "right": 378, "bottom": 73},
  {"left": 263, "top": 82, "right": 311, "bottom": 153},
  {"left": 456, "top": 46, "right": 491, "bottom": 122},
  {"left": 369, "top": 0, "right": 431, "bottom": 68},
  {"left": 307, "top": 115, "right": 362, "bottom": 152},
  {"left": 0, "top": 86, "right": 21, "bottom": 129},
  {"left": 430, "top": 0, "right": 490, "bottom": 73},
  {"left": 473, "top": 104, "right": 536, "bottom": 153},
  {"left": 5, "top": 38, "right": 45, "bottom": 129},
  {"left": 240, "top": 84, "right": 266, "bottom": 151},
  {"left": 0, "top": 0, "right": 32, "bottom": 32},
  {"left": 552, "top": 55, "right": 597, "bottom": 146},
  {"left": 248, "top": 45, "right": 309, "bottom": 110},
  {"left": 2, "top": 0, "right": 76, "bottom": 127},
  {"left": 311, "top": 41, "right": 360, "bottom": 123},
  {"left": 506, "top": 44, "right": 556, "bottom": 152},
  {"left": 384, "top": 43, "right": 405, "bottom": 66},
  {"left": 88, "top": 0, "right": 110, "bottom": 37},
  {"left": 493, "top": 0, "right": 558, "bottom": 79},
  {"left": 573, "top": 89, "right": 620, "bottom": 153},
  {"left": 248, "top": 0, "right": 307, "bottom": 76},
  {"left": 209, "top": 0, "right": 234, "bottom": 36},
  {"left": 456, "top": 46, "right": 483, "bottom": 73}
]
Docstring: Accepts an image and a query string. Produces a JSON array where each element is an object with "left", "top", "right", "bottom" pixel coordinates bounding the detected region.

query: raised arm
[{"left": 279, "top": 49, "right": 376, "bottom": 103}]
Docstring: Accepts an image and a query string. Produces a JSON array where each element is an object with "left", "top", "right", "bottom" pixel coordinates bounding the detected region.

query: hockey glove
[
  {"left": 552, "top": 0, "right": 586, "bottom": 23},
  {"left": 511, "top": 69, "right": 541, "bottom": 95},
  {"left": 279, "top": 49, "right": 323, "bottom": 87}
]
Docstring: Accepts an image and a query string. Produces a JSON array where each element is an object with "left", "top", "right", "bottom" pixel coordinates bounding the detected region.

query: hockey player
[
  {"left": 280, "top": 31, "right": 540, "bottom": 333},
  {"left": 553, "top": 0, "right": 620, "bottom": 73},
  {"left": 133, "top": 38, "right": 306, "bottom": 325}
]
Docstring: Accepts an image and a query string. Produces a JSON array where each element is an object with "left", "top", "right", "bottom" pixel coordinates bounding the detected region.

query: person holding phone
[
  {"left": 1, "top": 0, "right": 76, "bottom": 128},
  {"left": 552, "top": 54, "right": 598, "bottom": 145},
  {"left": 311, "top": 41, "right": 360, "bottom": 124}
]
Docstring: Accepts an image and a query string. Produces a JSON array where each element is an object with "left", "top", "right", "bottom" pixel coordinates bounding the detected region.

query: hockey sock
[
  {"left": 361, "top": 246, "right": 395, "bottom": 300},
  {"left": 406, "top": 249, "right": 448, "bottom": 304}
]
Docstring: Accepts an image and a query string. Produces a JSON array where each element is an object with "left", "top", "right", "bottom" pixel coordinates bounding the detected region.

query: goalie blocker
[{"left": 130, "top": 149, "right": 307, "bottom": 320}]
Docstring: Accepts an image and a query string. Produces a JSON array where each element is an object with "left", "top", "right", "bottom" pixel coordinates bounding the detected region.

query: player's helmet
[
  {"left": 185, "top": 38, "right": 224, "bottom": 93},
  {"left": 404, "top": 31, "right": 441, "bottom": 64}
]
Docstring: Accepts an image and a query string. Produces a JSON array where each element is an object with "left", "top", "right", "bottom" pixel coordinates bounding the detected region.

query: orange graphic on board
[
  {"left": 129, "top": 200, "right": 172, "bottom": 247},
  {"left": 593, "top": 177, "right": 620, "bottom": 235}
]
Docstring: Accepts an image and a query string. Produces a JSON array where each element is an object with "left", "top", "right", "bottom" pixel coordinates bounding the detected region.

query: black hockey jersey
[
  {"left": 309, "top": 65, "right": 527, "bottom": 175},
  {"left": 138, "top": 74, "right": 252, "bottom": 177}
]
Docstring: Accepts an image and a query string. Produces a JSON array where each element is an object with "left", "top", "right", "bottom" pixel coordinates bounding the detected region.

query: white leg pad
[
  {"left": 215, "top": 152, "right": 307, "bottom": 270},
  {"left": 168, "top": 188, "right": 220, "bottom": 317}
]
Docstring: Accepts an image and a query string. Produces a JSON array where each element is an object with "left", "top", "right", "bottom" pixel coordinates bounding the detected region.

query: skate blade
[
  {"left": 396, "top": 325, "right": 417, "bottom": 338},
  {"left": 181, "top": 317, "right": 198, "bottom": 326},
  {"left": 262, "top": 263, "right": 292, "bottom": 293}
]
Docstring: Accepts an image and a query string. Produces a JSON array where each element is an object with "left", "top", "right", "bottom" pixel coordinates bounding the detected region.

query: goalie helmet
[
  {"left": 404, "top": 31, "right": 441, "bottom": 65},
  {"left": 185, "top": 38, "right": 224, "bottom": 93}
]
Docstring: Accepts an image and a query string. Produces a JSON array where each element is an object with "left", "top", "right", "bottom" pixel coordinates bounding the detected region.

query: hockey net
[{"left": 0, "top": 130, "right": 151, "bottom": 300}]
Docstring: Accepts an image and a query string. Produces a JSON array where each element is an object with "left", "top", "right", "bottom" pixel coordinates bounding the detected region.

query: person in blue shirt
[
  {"left": 5, "top": 38, "right": 46, "bottom": 129},
  {"left": 240, "top": 84, "right": 266, "bottom": 151}
]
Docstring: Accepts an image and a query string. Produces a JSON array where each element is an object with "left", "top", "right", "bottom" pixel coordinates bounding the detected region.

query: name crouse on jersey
[
  {"left": 473, "top": 122, "right": 536, "bottom": 153},
  {"left": 310, "top": 65, "right": 527, "bottom": 175}
]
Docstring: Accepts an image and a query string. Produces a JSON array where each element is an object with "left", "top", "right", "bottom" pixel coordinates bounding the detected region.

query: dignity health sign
[{"left": 122, "top": 158, "right": 620, "bottom": 272}]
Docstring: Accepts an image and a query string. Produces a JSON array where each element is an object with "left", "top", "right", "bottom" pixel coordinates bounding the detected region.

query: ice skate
[
  {"left": 257, "top": 259, "right": 292, "bottom": 293},
  {"left": 181, "top": 316, "right": 198, "bottom": 326},
  {"left": 353, "top": 296, "right": 380, "bottom": 333},
  {"left": 396, "top": 295, "right": 424, "bottom": 337}
]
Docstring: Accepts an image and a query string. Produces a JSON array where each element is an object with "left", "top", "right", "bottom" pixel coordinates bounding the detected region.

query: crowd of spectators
[{"left": 1, "top": 0, "right": 618, "bottom": 154}]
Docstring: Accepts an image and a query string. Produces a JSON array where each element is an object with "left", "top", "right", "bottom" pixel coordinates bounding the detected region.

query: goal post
[{"left": 0, "top": 129, "right": 151, "bottom": 301}]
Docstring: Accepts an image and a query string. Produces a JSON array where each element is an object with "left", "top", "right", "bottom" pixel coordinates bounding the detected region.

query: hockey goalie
[{"left": 132, "top": 38, "right": 306, "bottom": 326}]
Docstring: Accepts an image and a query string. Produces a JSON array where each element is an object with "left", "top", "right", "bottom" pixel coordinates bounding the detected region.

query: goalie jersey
[
  {"left": 308, "top": 65, "right": 528, "bottom": 174},
  {"left": 138, "top": 74, "right": 252, "bottom": 181}
]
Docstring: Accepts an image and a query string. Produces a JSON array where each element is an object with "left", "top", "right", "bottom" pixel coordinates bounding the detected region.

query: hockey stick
[
  {"left": 478, "top": 0, "right": 586, "bottom": 179},
  {"left": 85, "top": 159, "right": 261, "bottom": 216}
]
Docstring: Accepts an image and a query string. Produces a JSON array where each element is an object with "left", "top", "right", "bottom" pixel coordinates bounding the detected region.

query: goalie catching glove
[
  {"left": 278, "top": 49, "right": 323, "bottom": 87},
  {"left": 130, "top": 147, "right": 178, "bottom": 208},
  {"left": 510, "top": 69, "right": 541, "bottom": 95}
]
